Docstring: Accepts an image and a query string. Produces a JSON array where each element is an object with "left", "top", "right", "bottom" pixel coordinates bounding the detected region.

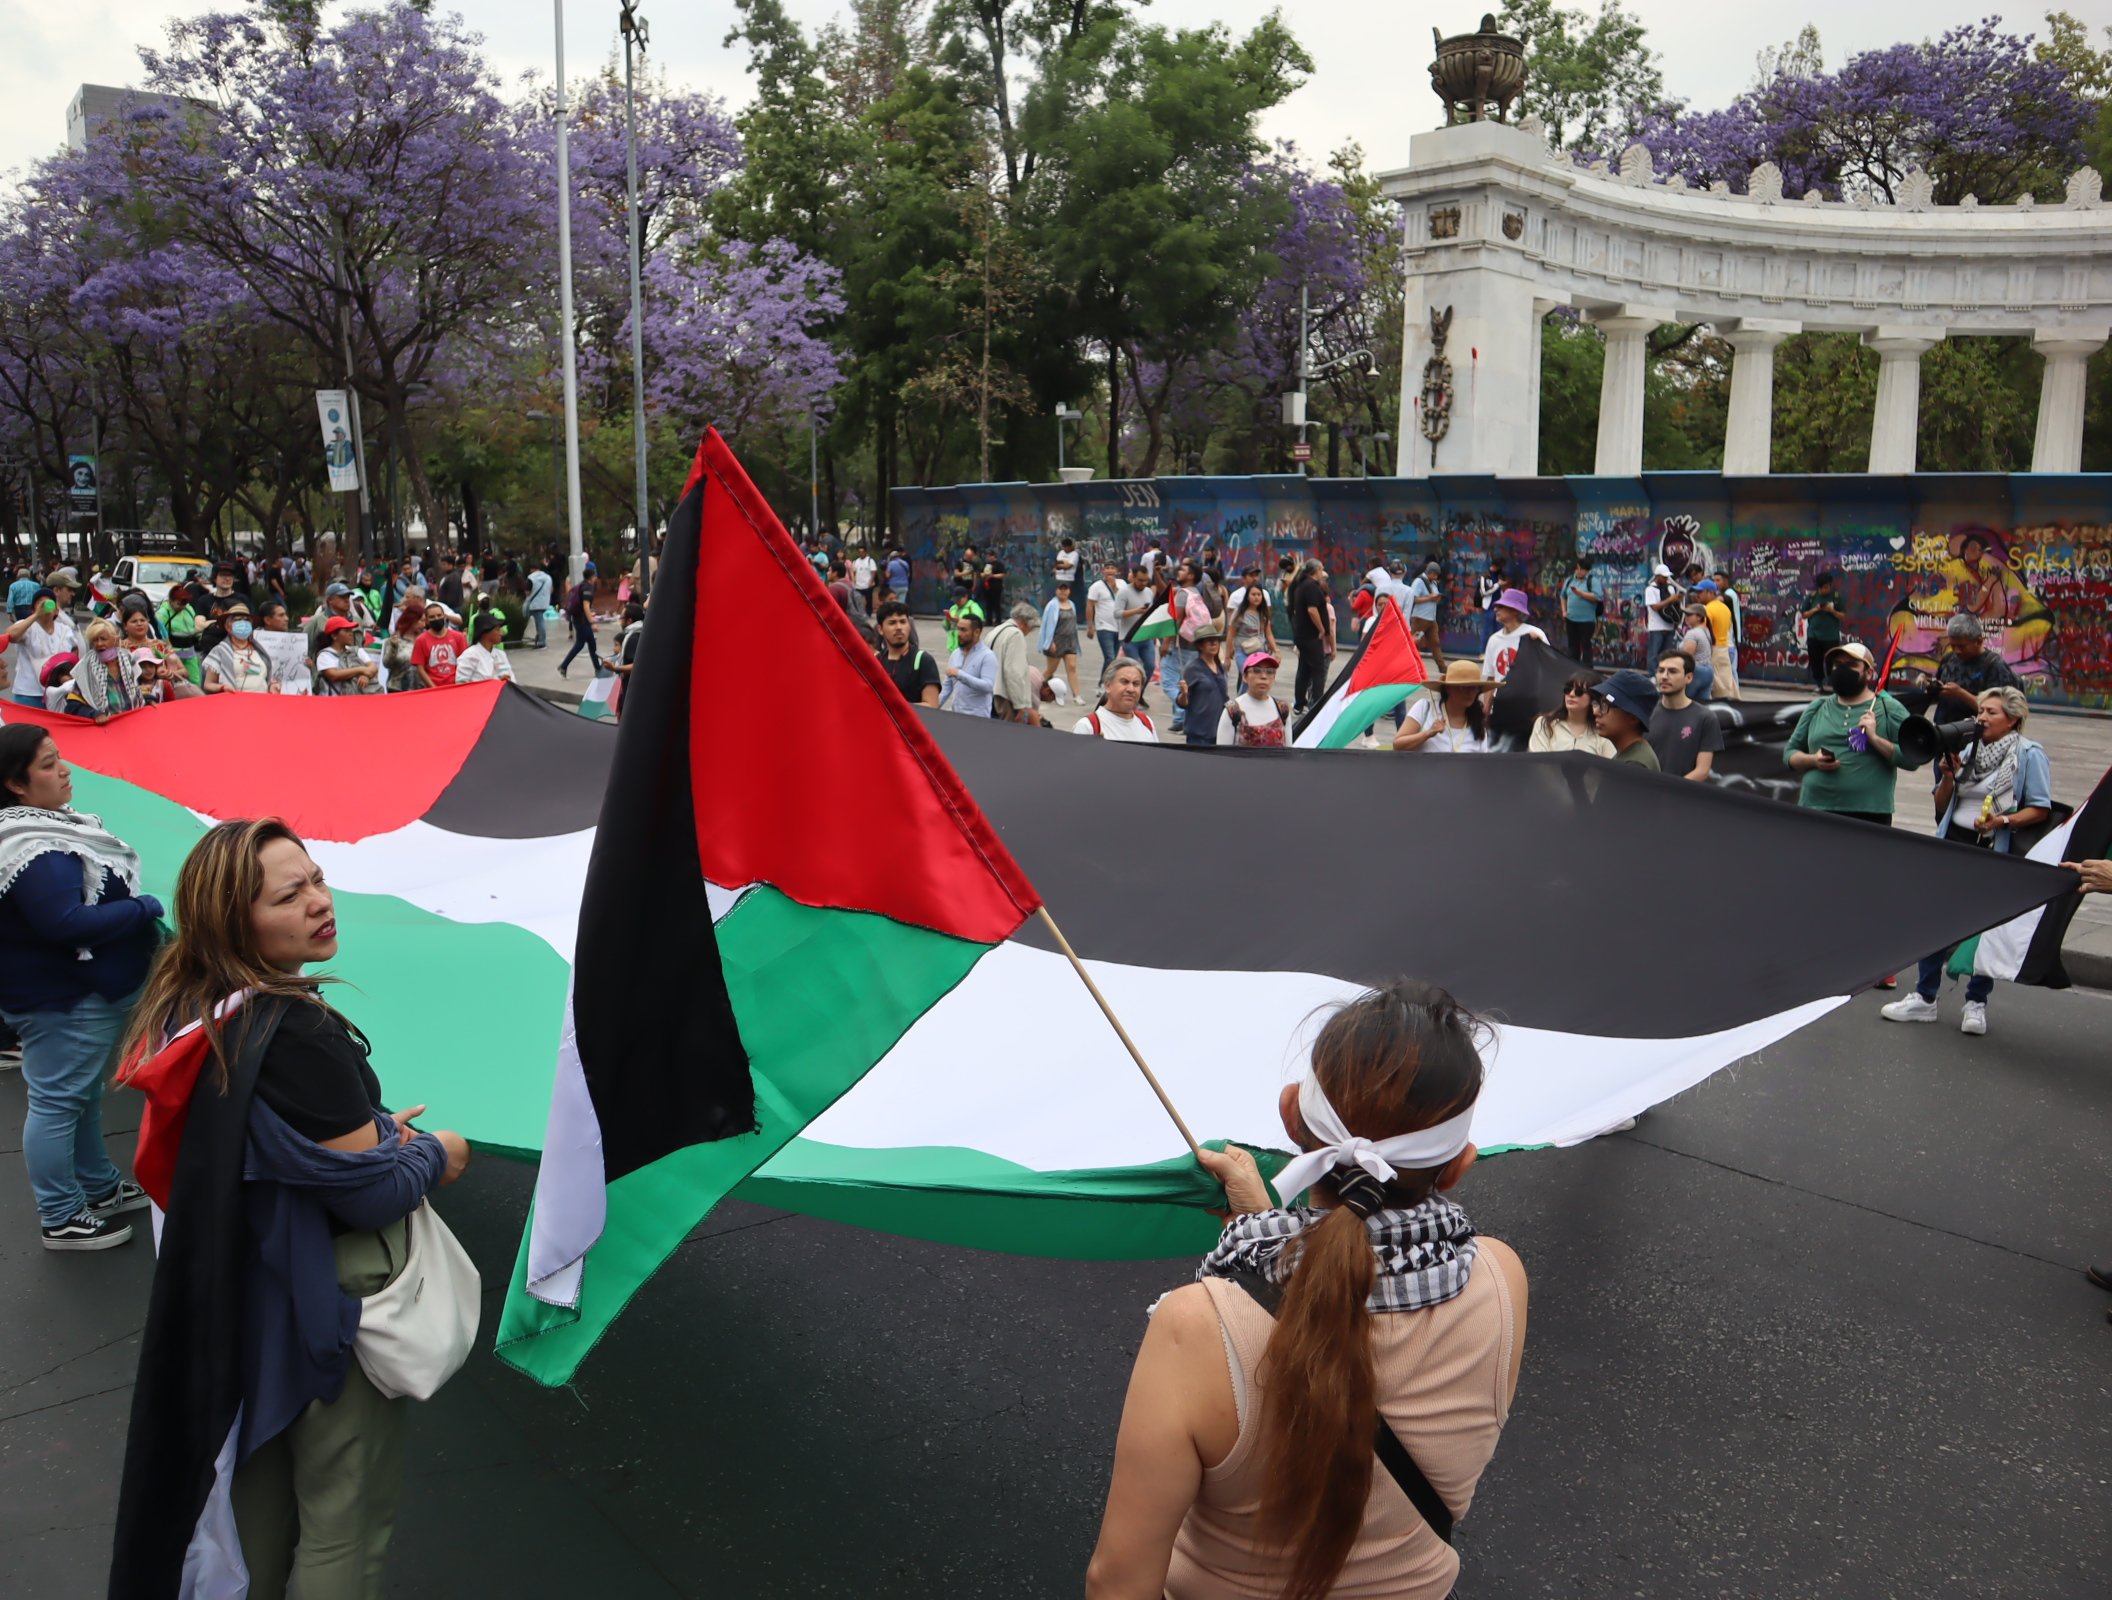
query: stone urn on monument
[{"left": 1429, "top": 14, "right": 1526, "bottom": 125}]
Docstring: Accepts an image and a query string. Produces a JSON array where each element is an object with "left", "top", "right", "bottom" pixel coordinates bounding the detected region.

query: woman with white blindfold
[{"left": 1088, "top": 981, "right": 1529, "bottom": 1600}]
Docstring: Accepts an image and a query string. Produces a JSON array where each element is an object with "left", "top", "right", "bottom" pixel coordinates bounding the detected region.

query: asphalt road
[{"left": 3, "top": 983, "right": 2108, "bottom": 1598}]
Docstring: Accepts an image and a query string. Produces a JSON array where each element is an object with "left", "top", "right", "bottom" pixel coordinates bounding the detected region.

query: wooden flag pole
[{"left": 1036, "top": 905, "right": 1202, "bottom": 1156}]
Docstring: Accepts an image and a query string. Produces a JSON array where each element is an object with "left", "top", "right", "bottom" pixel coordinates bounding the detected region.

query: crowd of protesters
[{"left": 0, "top": 545, "right": 639, "bottom": 715}]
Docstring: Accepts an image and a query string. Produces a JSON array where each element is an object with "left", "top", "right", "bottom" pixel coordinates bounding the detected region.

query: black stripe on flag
[
  {"left": 2014, "top": 765, "right": 2112, "bottom": 987},
  {"left": 573, "top": 471, "right": 755, "bottom": 1181},
  {"left": 919, "top": 708, "right": 2079, "bottom": 1041},
  {"left": 1291, "top": 604, "right": 1382, "bottom": 741}
]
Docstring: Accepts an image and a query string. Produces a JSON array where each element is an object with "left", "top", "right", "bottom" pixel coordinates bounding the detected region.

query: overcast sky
[{"left": 4, "top": 1, "right": 2110, "bottom": 183}]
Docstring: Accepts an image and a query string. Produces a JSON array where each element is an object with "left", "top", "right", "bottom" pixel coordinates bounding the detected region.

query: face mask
[
  {"left": 1830, "top": 665, "right": 1865, "bottom": 699},
  {"left": 427, "top": 619, "right": 447, "bottom": 634},
  {"left": 231, "top": 620, "right": 254, "bottom": 641},
  {"left": 97, "top": 646, "right": 122, "bottom": 662}
]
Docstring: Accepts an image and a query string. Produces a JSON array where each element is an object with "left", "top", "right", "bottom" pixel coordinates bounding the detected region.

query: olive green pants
[{"left": 231, "top": 1220, "right": 410, "bottom": 1600}]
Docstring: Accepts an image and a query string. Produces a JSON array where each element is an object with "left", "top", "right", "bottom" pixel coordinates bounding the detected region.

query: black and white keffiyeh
[
  {"left": 1198, "top": 1195, "right": 1479, "bottom": 1314},
  {"left": 0, "top": 805, "right": 143, "bottom": 907}
]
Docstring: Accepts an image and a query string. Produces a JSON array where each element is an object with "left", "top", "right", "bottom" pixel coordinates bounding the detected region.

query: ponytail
[
  {"left": 1252, "top": 980, "right": 1487, "bottom": 1600},
  {"left": 1257, "top": 1201, "right": 1381, "bottom": 1600}
]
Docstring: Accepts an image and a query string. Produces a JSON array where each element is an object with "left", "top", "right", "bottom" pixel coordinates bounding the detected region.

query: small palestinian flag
[
  {"left": 575, "top": 669, "right": 618, "bottom": 719},
  {"left": 1126, "top": 598, "right": 1180, "bottom": 641},
  {"left": 501, "top": 428, "right": 1041, "bottom": 1384},
  {"left": 1957, "top": 764, "right": 2112, "bottom": 986},
  {"left": 1292, "top": 596, "right": 1429, "bottom": 748}
]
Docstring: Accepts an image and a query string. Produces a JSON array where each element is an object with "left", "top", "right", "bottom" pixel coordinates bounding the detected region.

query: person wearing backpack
[
  {"left": 876, "top": 602, "right": 939, "bottom": 708},
  {"left": 558, "top": 569, "right": 601, "bottom": 678}
]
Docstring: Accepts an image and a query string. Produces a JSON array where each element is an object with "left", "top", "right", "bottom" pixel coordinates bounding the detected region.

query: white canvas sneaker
[
  {"left": 1880, "top": 993, "right": 1941, "bottom": 1024},
  {"left": 1959, "top": 1001, "right": 1988, "bottom": 1036}
]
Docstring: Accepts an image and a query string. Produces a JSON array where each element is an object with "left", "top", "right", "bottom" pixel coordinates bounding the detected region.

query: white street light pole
[
  {"left": 553, "top": 0, "right": 587, "bottom": 587},
  {"left": 1055, "top": 404, "right": 1083, "bottom": 473},
  {"left": 1295, "top": 283, "right": 1379, "bottom": 480},
  {"left": 621, "top": 2, "right": 653, "bottom": 600}
]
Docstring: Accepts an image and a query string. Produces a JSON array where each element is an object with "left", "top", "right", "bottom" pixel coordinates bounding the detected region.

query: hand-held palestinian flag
[
  {"left": 497, "top": 428, "right": 1041, "bottom": 1386},
  {"left": 1125, "top": 598, "right": 1180, "bottom": 641},
  {"left": 575, "top": 670, "right": 618, "bottom": 720},
  {"left": 1959, "top": 764, "right": 2112, "bottom": 985},
  {"left": 1292, "top": 597, "right": 1428, "bottom": 748}
]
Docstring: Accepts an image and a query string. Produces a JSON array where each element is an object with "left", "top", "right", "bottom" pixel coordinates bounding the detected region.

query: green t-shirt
[
  {"left": 1614, "top": 738, "right": 1661, "bottom": 770},
  {"left": 1801, "top": 591, "right": 1843, "bottom": 645},
  {"left": 1787, "top": 691, "right": 1908, "bottom": 815}
]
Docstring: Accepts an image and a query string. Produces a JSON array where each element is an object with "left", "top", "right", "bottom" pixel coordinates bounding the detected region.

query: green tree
[
  {"left": 1497, "top": 0, "right": 1667, "bottom": 151},
  {"left": 1025, "top": 13, "right": 1311, "bottom": 476}
]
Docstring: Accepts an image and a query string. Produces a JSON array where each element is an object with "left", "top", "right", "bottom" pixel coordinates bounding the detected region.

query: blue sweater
[{"left": 0, "top": 850, "right": 160, "bottom": 1013}]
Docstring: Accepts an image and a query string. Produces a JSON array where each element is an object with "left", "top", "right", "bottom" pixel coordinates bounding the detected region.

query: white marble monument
[{"left": 1380, "top": 120, "right": 2111, "bottom": 477}]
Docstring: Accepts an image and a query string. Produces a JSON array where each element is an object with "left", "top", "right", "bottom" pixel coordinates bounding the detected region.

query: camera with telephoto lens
[{"left": 1897, "top": 713, "right": 1977, "bottom": 770}]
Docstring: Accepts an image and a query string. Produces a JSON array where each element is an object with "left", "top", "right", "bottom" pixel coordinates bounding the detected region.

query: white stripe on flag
[{"left": 1973, "top": 813, "right": 2079, "bottom": 981}]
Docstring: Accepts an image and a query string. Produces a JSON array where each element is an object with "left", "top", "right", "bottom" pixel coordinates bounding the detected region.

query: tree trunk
[
  {"left": 1105, "top": 342, "right": 1121, "bottom": 479},
  {"left": 392, "top": 409, "right": 447, "bottom": 549},
  {"left": 461, "top": 479, "right": 483, "bottom": 554},
  {"left": 877, "top": 405, "right": 897, "bottom": 544}
]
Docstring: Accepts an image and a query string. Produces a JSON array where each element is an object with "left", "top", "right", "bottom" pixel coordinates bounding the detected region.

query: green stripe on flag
[
  {"left": 1316, "top": 683, "right": 1424, "bottom": 749},
  {"left": 66, "top": 768, "right": 571, "bottom": 1156},
  {"left": 1130, "top": 606, "right": 1177, "bottom": 640},
  {"left": 495, "top": 885, "right": 992, "bottom": 1385}
]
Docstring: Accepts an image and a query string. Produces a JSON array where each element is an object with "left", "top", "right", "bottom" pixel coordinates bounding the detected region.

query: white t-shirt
[
  {"left": 1643, "top": 581, "right": 1677, "bottom": 634},
  {"left": 1365, "top": 565, "right": 1391, "bottom": 591},
  {"left": 1054, "top": 548, "right": 1080, "bottom": 586},
  {"left": 11, "top": 614, "right": 81, "bottom": 699},
  {"left": 1481, "top": 623, "right": 1547, "bottom": 683},
  {"left": 1073, "top": 708, "right": 1157, "bottom": 743},
  {"left": 1140, "top": 550, "right": 1162, "bottom": 576},
  {"left": 851, "top": 555, "right": 877, "bottom": 592},
  {"left": 455, "top": 643, "right": 514, "bottom": 684},
  {"left": 1404, "top": 695, "right": 1487, "bottom": 753},
  {"left": 317, "top": 645, "right": 385, "bottom": 694},
  {"left": 1087, "top": 580, "right": 1118, "bottom": 634},
  {"left": 1215, "top": 693, "right": 1283, "bottom": 745}
]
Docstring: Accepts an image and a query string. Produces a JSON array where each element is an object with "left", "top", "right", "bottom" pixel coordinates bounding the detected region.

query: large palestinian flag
[
  {"left": 0, "top": 516, "right": 2082, "bottom": 1390},
  {"left": 1292, "top": 597, "right": 1429, "bottom": 748}
]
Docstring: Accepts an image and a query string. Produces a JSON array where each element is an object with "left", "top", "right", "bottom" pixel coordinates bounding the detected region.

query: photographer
[
  {"left": 1784, "top": 641, "right": 1908, "bottom": 825},
  {"left": 1883, "top": 686, "right": 2052, "bottom": 1038},
  {"left": 1922, "top": 613, "right": 2020, "bottom": 726}
]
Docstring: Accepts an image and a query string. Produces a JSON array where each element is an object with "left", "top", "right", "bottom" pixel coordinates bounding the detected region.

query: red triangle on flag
[{"left": 682, "top": 430, "right": 1041, "bottom": 946}]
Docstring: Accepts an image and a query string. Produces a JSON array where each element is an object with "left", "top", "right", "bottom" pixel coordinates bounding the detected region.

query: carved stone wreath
[{"left": 1418, "top": 305, "right": 1456, "bottom": 467}]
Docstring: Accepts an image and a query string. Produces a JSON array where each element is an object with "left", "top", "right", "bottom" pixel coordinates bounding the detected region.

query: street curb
[
  {"left": 530, "top": 685, "right": 585, "bottom": 707},
  {"left": 2063, "top": 948, "right": 2112, "bottom": 994}
]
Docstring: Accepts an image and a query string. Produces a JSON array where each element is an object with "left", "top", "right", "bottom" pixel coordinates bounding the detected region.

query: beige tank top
[{"left": 1165, "top": 1261, "right": 1517, "bottom": 1600}]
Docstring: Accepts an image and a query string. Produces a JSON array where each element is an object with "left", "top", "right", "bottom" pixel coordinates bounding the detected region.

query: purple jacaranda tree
[
  {"left": 1629, "top": 19, "right": 2091, "bottom": 203},
  {"left": 0, "top": 198, "right": 97, "bottom": 561},
  {"left": 19, "top": 131, "right": 326, "bottom": 547},
  {"left": 1140, "top": 148, "right": 1380, "bottom": 473},
  {"left": 119, "top": 3, "right": 544, "bottom": 550},
  {"left": 519, "top": 73, "right": 842, "bottom": 518}
]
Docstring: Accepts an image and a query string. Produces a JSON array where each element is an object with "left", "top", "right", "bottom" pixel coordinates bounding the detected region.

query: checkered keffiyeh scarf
[{"left": 1197, "top": 1195, "right": 1479, "bottom": 1313}]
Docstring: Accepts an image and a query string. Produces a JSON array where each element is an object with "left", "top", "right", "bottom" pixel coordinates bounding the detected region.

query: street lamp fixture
[
  {"left": 1055, "top": 404, "right": 1084, "bottom": 473},
  {"left": 620, "top": 1, "right": 652, "bottom": 597},
  {"left": 1292, "top": 282, "right": 1384, "bottom": 475}
]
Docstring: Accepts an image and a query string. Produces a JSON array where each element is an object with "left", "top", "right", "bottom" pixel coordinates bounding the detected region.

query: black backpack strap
[{"left": 1224, "top": 1269, "right": 1455, "bottom": 1546}]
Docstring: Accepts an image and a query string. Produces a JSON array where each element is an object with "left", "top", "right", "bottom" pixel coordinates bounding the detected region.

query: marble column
[
  {"left": 1590, "top": 305, "right": 1673, "bottom": 477},
  {"left": 1863, "top": 328, "right": 1942, "bottom": 475},
  {"left": 1719, "top": 319, "right": 1799, "bottom": 475},
  {"left": 2029, "top": 329, "right": 2109, "bottom": 473}
]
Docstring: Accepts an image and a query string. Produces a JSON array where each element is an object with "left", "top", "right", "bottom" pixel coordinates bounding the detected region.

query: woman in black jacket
[
  {"left": 112, "top": 816, "right": 471, "bottom": 1600},
  {"left": 0, "top": 724, "right": 162, "bottom": 1250}
]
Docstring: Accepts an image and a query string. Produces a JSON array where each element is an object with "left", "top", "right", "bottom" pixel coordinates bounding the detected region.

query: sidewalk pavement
[{"left": 504, "top": 613, "right": 2112, "bottom": 990}]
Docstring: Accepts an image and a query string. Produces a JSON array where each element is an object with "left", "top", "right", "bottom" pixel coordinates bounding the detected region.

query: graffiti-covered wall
[{"left": 891, "top": 474, "right": 2112, "bottom": 710}]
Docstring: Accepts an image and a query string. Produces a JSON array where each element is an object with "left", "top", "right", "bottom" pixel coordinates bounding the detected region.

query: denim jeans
[
  {"left": 1160, "top": 644, "right": 1194, "bottom": 728},
  {"left": 559, "top": 615, "right": 601, "bottom": 674},
  {"left": 1096, "top": 629, "right": 1120, "bottom": 682},
  {"left": 1122, "top": 637, "right": 1157, "bottom": 682},
  {"left": 531, "top": 608, "right": 548, "bottom": 648},
  {"left": 12, "top": 692, "right": 45, "bottom": 708},
  {"left": 3, "top": 989, "right": 136, "bottom": 1226},
  {"left": 1917, "top": 952, "right": 1992, "bottom": 1006}
]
